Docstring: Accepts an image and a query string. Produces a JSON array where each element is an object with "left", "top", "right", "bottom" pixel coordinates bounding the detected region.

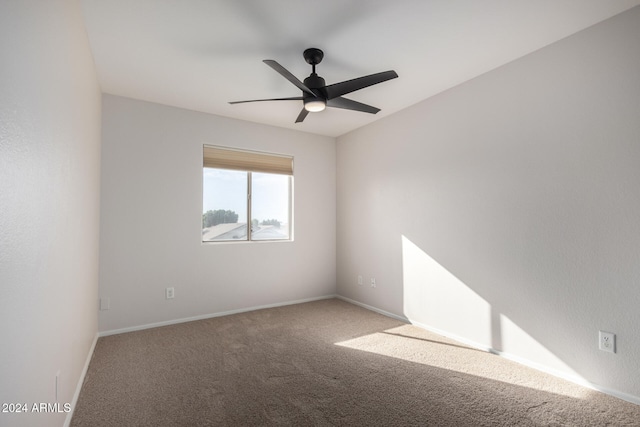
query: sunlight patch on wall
[
  {"left": 401, "top": 235, "right": 491, "bottom": 345},
  {"left": 398, "top": 235, "right": 588, "bottom": 398},
  {"left": 500, "top": 314, "right": 581, "bottom": 380}
]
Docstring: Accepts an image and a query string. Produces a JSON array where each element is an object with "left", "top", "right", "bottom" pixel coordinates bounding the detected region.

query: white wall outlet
[
  {"left": 100, "top": 297, "right": 110, "bottom": 311},
  {"left": 166, "top": 287, "right": 175, "bottom": 299},
  {"left": 599, "top": 331, "right": 615, "bottom": 353},
  {"left": 370, "top": 278, "right": 376, "bottom": 288},
  {"left": 357, "top": 275, "right": 363, "bottom": 285}
]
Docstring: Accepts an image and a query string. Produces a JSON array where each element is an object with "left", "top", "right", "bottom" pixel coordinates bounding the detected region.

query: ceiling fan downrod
[{"left": 303, "top": 47, "right": 324, "bottom": 74}]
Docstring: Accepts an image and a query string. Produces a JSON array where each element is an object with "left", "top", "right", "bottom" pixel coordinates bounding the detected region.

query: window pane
[
  {"left": 251, "top": 172, "right": 290, "bottom": 241},
  {"left": 202, "top": 168, "right": 248, "bottom": 241}
]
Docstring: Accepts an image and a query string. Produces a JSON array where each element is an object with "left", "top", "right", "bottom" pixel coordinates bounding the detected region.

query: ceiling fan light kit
[
  {"left": 304, "top": 99, "right": 326, "bottom": 112},
  {"left": 230, "top": 48, "right": 398, "bottom": 123}
]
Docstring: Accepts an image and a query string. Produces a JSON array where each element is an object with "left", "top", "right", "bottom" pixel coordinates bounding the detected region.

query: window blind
[{"left": 203, "top": 145, "right": 293, "bottom": 175}]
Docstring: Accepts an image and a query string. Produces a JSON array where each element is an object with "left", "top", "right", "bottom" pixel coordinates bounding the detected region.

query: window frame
[{"left": 202, "top": 145, "right": 294, "bottom": 244}]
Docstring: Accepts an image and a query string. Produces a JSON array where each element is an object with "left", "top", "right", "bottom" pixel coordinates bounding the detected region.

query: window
[{"left": 202, "top": 145, "right": 293, "bottom": 242}]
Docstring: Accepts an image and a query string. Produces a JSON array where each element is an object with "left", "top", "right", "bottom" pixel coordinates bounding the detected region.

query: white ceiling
[{"left": 81, "top": 0, "right": 640, "bottom": 138}]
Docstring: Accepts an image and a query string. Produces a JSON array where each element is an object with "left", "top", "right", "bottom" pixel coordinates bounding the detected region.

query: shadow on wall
[{"left": 401, "top": 235, "right": 582, "bottom": 381}]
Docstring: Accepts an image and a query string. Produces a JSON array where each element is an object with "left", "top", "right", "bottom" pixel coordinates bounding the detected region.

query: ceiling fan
[{"left": 230, "top": 48, "right": 398, "bottom": 123}]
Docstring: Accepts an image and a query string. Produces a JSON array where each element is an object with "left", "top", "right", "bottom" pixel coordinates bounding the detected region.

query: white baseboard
[
  {"left": 337, "top": 295, "right": 640, "bottom": 407},
  {"left": 64, "top": 333, "right": 98, "bottom": 427},
  {"left": 81, "top": 295, "right": 640, "bottom": 411},
  {"left": 407, "top": 317, "right": 494, "bottom": 353},
  {"left": 336, "top": 295, "right": 410, "bottom": 323},
  {"left": 99, "top": 294, "right": 337, "bottom": 337},
  {"left": 492, "top": 349, "right": 640, "bottom": 406}
]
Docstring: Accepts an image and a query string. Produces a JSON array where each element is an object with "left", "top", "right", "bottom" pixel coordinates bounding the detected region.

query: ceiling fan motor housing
[{"left": 303, "top": 73, "right": 327, "bottom": 111}]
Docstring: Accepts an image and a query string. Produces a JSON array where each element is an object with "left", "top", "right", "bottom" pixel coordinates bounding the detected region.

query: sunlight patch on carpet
[{"left": 335, "top": 324, "right": 590, "bottom": 400}]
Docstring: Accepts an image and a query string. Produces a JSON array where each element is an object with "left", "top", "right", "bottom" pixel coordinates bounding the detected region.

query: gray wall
[
  {"left": 337, "top": 7, "right": 640, "bottom": 401},
  {"left": 0, "top": 1, "right": 102, "bottom": 426},
  {"left": 98, "top": 95, "right": 336, "bottom": 333}
]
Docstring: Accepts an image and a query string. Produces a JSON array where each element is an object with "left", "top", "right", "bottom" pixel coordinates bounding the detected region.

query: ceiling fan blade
[
  {"left": 229, "top": 97, "right": 303, "bottom": 104},
  {"left": 295, "top": 108, "right": 309, "bottom": 123},
  {"left": 326, "top": 97, "right": 380, "bottom": 114},
  {"left": 263, "top": 60, "right": 316, "bottom": 97},
  {"left": 324, "top": 70, "right": 398, "bottom": 100}
]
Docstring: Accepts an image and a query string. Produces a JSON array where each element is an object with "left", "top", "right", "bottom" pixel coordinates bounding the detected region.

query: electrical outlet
[
  {"left": 166, "top": 287, "right": 175, "bottom": 299},
  {"left": 357, "top": 275, "right": 363, "bottom": 285},
  {"left": 599, "top": 331, "right": 615, "bottom": 353},
  {"left": 100, "top": 297, "right": 110, "bottom": 311},
  {"left": 371, "top": 278, "right": 376, "bottom": 288}
]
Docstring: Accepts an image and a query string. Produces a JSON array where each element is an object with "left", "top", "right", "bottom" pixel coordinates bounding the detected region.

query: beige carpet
[{"left": 71, "top": 299, "right": 640, "bottom": 426}]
